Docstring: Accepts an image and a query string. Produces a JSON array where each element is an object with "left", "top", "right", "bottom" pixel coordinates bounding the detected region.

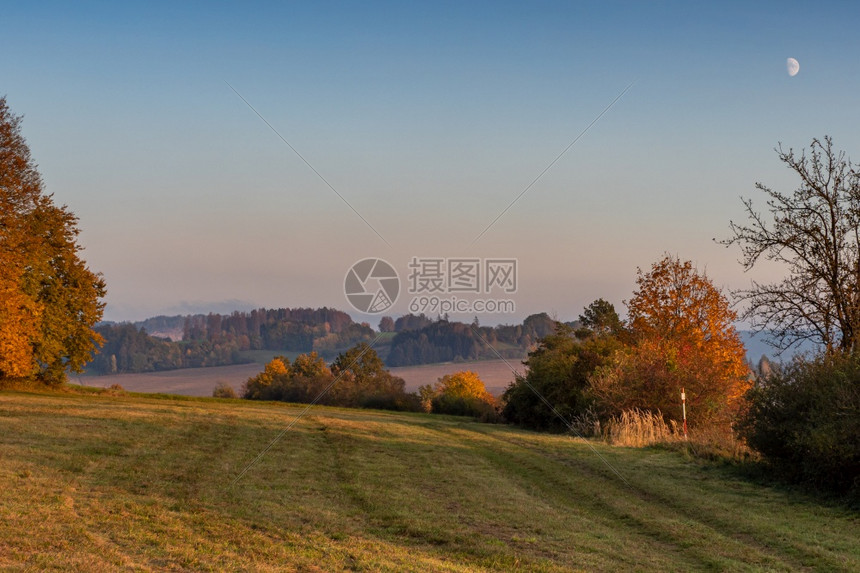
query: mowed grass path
[{"left": 0, "top": 391, "right": 857, "bottom": 571}]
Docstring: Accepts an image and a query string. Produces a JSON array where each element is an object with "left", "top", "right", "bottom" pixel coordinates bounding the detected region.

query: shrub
[
  {"left": 212, "top": 382, "right": 237, "bottom": 398},
  {"left": 502, "top": 326, "right": 621, "bottom": 431},
  {"left": 428, "top": 371, "right": 499, "bottom": 421},
  {"left": 736, "top": 354, "right": 860, "bottom": 494},
  {"left": 431, "top": 393, "right": 499, "bottom": 422},
  {"left": 242, "top": 346, "right": 421, "bottom": 411},
  {"left": 360, "top": 391, "right": 422, "bottom": 412},
  {"left": 329, "top": 343, "right": 410, "bottom": 408},
  {"left": 105, "top": 383, "right": 125, "bottom": 395},
  {"left": 588, "top": 337, "right": 749, "bottom": 426}
]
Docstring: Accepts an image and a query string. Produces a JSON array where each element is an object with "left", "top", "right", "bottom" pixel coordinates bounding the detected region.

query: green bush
[
  {"left": 736, "top": 354, "right": 860, "bottom": 494},
  {"left": 360, "top": 392, "right": 422, "bottom": 412},
  {"left": 432, "top": 393, "right": 499, "bottom": 422},
  {"left": 501, "top": 325, "right": 621, "bottom": 431}
]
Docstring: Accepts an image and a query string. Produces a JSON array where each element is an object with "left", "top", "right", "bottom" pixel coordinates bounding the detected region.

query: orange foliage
[
  {"left": 1, "top": 97, "right": 106, "bottom": 384},
  {"left": 596, "top": 256, "right": 750, "bottom": 422},
  {"left": 0, "top": 271, "right": 42, "bottom": 379},
  {"left": 262, "top": 356, "right": 290, "bottom": 378}
]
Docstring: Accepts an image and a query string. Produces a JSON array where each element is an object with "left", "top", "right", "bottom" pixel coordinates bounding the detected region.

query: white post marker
[{"left": 681, "top": 388, "right": 688, "bottom": 439}]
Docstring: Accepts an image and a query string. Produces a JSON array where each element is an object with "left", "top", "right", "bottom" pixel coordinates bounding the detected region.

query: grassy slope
[{"left": 0, "top": 390, "right": 857, "bottom": 572}]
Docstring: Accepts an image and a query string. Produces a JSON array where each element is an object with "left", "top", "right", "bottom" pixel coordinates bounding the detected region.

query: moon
[{"left": 787, "top": 57, "right": 800, "bottom": 77}]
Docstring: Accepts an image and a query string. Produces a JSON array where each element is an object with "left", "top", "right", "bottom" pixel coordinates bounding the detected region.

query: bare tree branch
[{"left": 718, "top": 136, "right": 860, "bottom": 354}]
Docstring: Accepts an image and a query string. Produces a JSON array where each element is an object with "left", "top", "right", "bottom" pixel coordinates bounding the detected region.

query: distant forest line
[
  {"left": 90, "top": 306, "right": 799, "bottom": 376},
  {"left": 89, "top": 309, "right": 560, "bottom": 375}
]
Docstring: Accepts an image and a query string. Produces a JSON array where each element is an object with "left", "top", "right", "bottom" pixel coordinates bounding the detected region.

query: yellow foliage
[
  {"left": 265, "top": 357, "right": 290, "bottom": 377},
  {"left": 435, "top": 371, "right": 495, "bottom": 404}
]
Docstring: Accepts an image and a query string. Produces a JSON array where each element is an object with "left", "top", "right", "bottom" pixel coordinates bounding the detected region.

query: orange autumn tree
[
  {"left": 0, "top": 97, "right": 43, "bottom": 379},
  {"left": 0, "top": 96, "right": 105, "bottom": 384},
  {"left": 590, "top": 255, "right": 750, "bottom": 424}
]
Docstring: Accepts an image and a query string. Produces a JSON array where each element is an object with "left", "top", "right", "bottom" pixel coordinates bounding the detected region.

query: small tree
[
  {"left": 502, "top": 324, "right": 621, "bottom": 431},
  {"left": 330, "top": 344, "right": 408, "bottom": 408},
  {"left": 434, "top": 371, "right": 494, "bottom": 403},
  {"left": 417, "top": 383, "right": 435, "bottom": 412},
  {"left": 431, "top": 370, "right": 497, "bottom": 419},
  {"left": 592, "top": 256, "right": 750, "bottom": 423},
  {"left": 756, "top": 355, "right": 773, "bottom": 380},
  {"left": 721, "top": 136, "right": 860, "bottom": 354},
  {"left": 577, "top": 298, "right": 624, "bottom": 338},
  {"left": 378, "top": 316, "right": 395, "bottom": 333},
  {"left": 242, "top": 356, "right": 293, "bottom": 400}
]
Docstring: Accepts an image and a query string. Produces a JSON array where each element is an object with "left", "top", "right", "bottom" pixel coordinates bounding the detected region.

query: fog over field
[{"left": 79, "top": 359, "right": 520, "bottom": 398}]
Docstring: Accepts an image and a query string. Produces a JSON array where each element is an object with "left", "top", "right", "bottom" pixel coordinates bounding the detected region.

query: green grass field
[
  {"left": 236, "top": 350, "right": 305, "bottom": 365},
  {"left": 1, "top": 389, "right": 857, "bottom": 571}
]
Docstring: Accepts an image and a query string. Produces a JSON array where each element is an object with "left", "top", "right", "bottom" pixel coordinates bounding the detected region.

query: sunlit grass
[
  {"left": 602, "top": 408, "right": 680, "bottom": 448},
  {"left": 1, "top": 389, "right": 857, "bottom": 571}
]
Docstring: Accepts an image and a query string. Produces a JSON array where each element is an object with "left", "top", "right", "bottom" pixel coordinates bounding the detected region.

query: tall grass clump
[
  {"left": 598, "top": 409, "right": 753, "bottom": 462},
  {"left": 602, "top": 409, "right": 680, "bottom": 447}
]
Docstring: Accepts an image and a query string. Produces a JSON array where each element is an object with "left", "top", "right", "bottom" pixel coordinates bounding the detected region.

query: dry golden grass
[
  {"left": 602, "top": 409, "right": 680, "bottom": 447},
  {"left": 599, "top": 409, "right": 754, "bottom": 463}
]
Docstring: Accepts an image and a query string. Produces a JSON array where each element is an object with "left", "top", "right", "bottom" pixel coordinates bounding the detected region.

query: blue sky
[{"left": 3, "top": 1, "right": 859, "bottom": 323}]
